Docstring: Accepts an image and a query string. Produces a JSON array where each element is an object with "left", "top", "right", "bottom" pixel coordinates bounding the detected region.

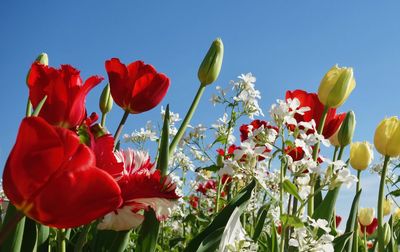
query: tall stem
[
  {"left": 308, "top": 106, "right": 329, "bottom": 216},
  {"left": 57, "top": 229, "right": 66, "bottom": 252},
  {"left": 101, "top": 113, "right": 107, "bottom": 127},
  {"left": 352, "top": 169, "right": 361, "bottom": 252},
  {"left": 169, "top": 85, "right": 205, "bottom": 156},
  {"left": 378, "top": 155, "right": 390, "bottom": 252},
  {"left": 113, "top": 110, "right": 129, "bottom": 149}
]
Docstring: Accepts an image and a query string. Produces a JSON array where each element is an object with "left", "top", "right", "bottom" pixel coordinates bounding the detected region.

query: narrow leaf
[
  {"left": 282, "top": 179, "right": 303, "bottom": 203},
  {"left": 333, "top": 231, "right": 353, "bottom": 252}
]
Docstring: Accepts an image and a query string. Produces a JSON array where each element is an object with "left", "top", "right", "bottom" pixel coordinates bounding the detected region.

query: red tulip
[
  {"left": 93, "top": 134, "right": 179, "bottom": 231},
  {"left": 360, "top": 217, "right": 378, "bottom": 236},
  {"left": 3, "top": 117, "right": 122, "bottom": 228},
  {"left": 27, "top": 63, "right": 103, "bottom": 128},
  {"left": 105, "top": 58, "right": 170, "bottom": 114},
  {"left": 335, "top": 215, "right": 342, "bottom": 228},
  {"left": 285, "top": 90, "right": 346, "bottom": 139}
]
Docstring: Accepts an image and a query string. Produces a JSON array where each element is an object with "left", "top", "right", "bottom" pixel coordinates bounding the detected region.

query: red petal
[
  {"left": 94, "top": 134, "right": 124, "bottom": 178},
  {"left": 106, "top": 58, "right": 131, "bottom": 110},
  {"left": 3, "top": 117, "right": 122, "bottom": 228}
]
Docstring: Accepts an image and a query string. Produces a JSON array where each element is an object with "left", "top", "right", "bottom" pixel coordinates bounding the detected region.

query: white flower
[
  {"left": 309, "top": 218, "right": 331, "bottom": 233},
  {"left": 335, "top": 168, "right": 358, "bottom": 188}
]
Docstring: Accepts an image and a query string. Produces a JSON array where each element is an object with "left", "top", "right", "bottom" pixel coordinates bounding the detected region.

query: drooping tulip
[
  {"left": 374, "top": 116, "right": 400, "bottom": 157},
  {"left": 350, "top": 141, "right": 373, "bottom": 171},
  {"left": 27, "top": 63, "right": 103, "bottom": 128},
  {"left": 318, "top": 65, "right": 356, "bottom": 108},
  {"left": 2, "top": 117, "right": 122, "bottom": 228},
  {"left": 285, "top": 90, "right": 346, "bottom": 138},
  {"left": 105, "top": 58, "right": 170, "bottom": 114}
]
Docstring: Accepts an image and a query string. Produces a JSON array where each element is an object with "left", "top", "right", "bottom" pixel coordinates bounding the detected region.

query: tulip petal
[
  {"left": 3, "top": 117, "right": 122, "bottom": 228},
  {"left": 97, "top": 205, "right": 144, "bottom": 231},
  {"left": 106, "top": 58, "right": 132, "bottom": 109}
]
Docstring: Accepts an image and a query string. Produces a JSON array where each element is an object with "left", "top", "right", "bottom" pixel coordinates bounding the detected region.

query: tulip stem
[
  {"left": 32, "top": 95, "right": 48, "bottom": 117},
  {"left": 101, "top": 113, "right": 107, "bottom": 127},
  {"left": 169, "top": 85, "right": 205, "bottom": 157},
  {"left": 26, "top": 99, "right": 32, "bottom": 117},
  {"left": 308, "top": 106, "right": 329, "bottom": 217},
  {"left": 113, "top": 110, "right": 130, "bottom": 149},
  {"left": 57, "top": 229, "right": 66, "bottom": 252},
  {"left": 378, "top": 155, "right": 390, "bottom": 252},
  {"left": 352, "top": 170, "right": 362, "bottom": 252}
]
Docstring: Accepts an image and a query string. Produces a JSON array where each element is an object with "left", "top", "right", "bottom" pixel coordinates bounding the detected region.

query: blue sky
[{"left": 1, "top": 1, "right": 400, "bottom": 220}]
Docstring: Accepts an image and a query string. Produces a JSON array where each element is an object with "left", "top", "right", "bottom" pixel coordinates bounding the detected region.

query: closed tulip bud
[
  {"left": 374, "top": 116, "right": 400, "bottom": 157},
  {"left": 337, "top": 111, "right": 356, "bottom": 146},
  {"left": 198, "top": 38, "right": 224, "bottom": 86},
  {"left": 350, "top": 141, "right": 373, "bottom": 171},
  {"left": 35, "top": 53, "right": 49, "bottom": 66},
  {"left": 359, "top": 207, "right": 375, "bottom": 226},
  {"left": 26, "top": 53, "right": 49, "bottom": 85},
  {"left": 318, "top": 65, "right": 356, "bottom": 108},
  {"left": 329, "top": 129, "right": 340, "bottom": 147},
  {"left": 383, "top": 222, "right": 391, "bottom": 246},
  {"left": 99, "top": 83, "right": 113, "bottom": 114},
  {"left": 383, "top": 199, "right": 393, "bottom": 216}
]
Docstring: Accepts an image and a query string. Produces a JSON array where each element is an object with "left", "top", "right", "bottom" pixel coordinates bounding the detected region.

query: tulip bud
[
  {"left": 26, "top": 53, "right": 49, "bottom": 85},
  {"left": 318, "top": 65, "right": 356, "bottom": 108},
  {"left": 337, "top": 111, "right": 356, "bottom": 146},
  {"left": 198, "top": 38, "right": 224, "bottom": 86},
  {"left": 35, "top": 53, "right": 49, "bottom": 66},
  {"left": 359, "top": 207, "right": 375, "bottom": 226},
  {"left": 374, "top": 116, "right": 400, "bottom": 157},
  {"left": 99, "top": 83, "right": 113, "bottom": 114},
  {"left": 383, "top": 222, "right": 391, "bottom": 246},
  {"left": 383, "top": 199, "right": 393, "bottom": 216},
  {"left": 329, "top": 129, "right": 340, "bottom": 147},
  {"left": 350, "top": 141, "right": 373, "bottom": 171}
]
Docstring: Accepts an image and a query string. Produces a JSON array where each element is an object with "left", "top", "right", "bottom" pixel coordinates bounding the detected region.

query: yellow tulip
[
  {"left": 394, "top": 208, "right": 400, "bottom": 220},
  {"left": 318, "top": 65, "right": 356, "bottom": 108},
  {"left": 374, "top": 116, "right": 400, "bottom": 157},
  {"left": 359, "top": 207, "right": 375, "bottom": 226},
  {"left": 350, "top": 141, "right": 373, "bottom": 171},
  {"left": 383, "top": 199, "right": 393, "bottom": 216}
]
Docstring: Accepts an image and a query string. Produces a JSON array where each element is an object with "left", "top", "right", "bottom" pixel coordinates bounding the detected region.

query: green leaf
[
  {"left": 267, "top": 223, "right": 279, "bottom": 252},
  {"left": 195, "top": 164, "right": 221, "bottom": 172},
  {"left": 333, "top": 231, "right": 353, "bottom": 252},
  {"left": 184, "top": 180, "right": 256, "bottom": 252},
  {"left": 158, "top": 104, "right": 170, "bottom": 176},
  {"left": 109, "top": 230, "right": 131, "bottom": 252},
  {"left": 21, "top": 218, "right": 37, "bottom": 252},
  {"left": 282, "top": 179, "right": 303, "bottom": 203},
  {"left": 344, "top": 189, "right": 362, "bottom": 252},
  {"left": 135, "top": 209, "right": 160, "bottom": 252},
  {"left": 313, "top": 187, "right": 340, "bottom": 223},
  {"left": 389, "top": 189, "right": 400, "bottom": 197},
  {"left": 280, "top": 214, "right": 304, "bottom": 228},
  {"left": 0, "top": 204, "right": 26, "bottom": 252},
  {"left": 252, "top": 205, "right": 270, "bottom": 241},
  {"left": 196, "top": 227, "right": 224, "bottom": 252}
]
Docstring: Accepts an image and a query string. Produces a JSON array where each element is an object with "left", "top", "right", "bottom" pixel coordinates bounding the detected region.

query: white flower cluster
[
  {"left": 289, "top": 218, "right": 334, "bottom": 252},
  {"left": 233, "top": 73, "right": 264, "bottom": 119},
  {"left": 212, "top": 113, "right": 236, "bottom": 145},
  {"left": 123, "top": 121, "right": 158, "bottom": 146}
]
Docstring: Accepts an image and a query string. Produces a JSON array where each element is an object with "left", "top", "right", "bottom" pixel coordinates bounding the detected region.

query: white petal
[{"left": 97, "top": 206, "right": 144, "bottom": 231}]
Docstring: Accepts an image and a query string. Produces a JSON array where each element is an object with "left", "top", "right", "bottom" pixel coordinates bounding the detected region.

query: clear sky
[{"left": 1, "top": 1, "right": 400, "bottom": 222}]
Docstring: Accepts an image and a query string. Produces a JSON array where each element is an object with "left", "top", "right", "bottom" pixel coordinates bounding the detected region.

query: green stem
[
  {"left": 378, "top": 155, "right": 390, "bottom": 252},
  {"left": 363, "top": 226, "right": 367, "bottom": 252},
  {"left": 215, "top": 176, "right": 222, "bottom": 212},
  {"left": 308, "top": 106, "right": 329, "bottom": 217},
  {"left": 57, "top": 229, "right": 66, "bottom": 252},
  {"left": 351, "top": 170, "right": 362, "bottom": 251},
  {"left": 169, "top": 85, "right": 205, "bottom": 156},
  {"left": 101, "top": 113, "right": 107, "bottom": 127},
  {"left": 26, "top": 99, "right": 32, "bottom": 117},
  {"left": 113, "top": 110, "right": 129, "bottom": 149}
]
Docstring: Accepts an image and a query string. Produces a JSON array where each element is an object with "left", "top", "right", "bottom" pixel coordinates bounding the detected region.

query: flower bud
[
  {"left": 198, "top": 38, "right": 224, "bottom": 86},
  {"left": 318, "top": 65, "right": 356, "bottom": 108},
  {"left": 337, "top": 111, "right": 356, "bottom": 146},
  {"left": 35, "top": 53, "right": 49, "bottom": 66},
  {"left": 383, "top": 222, "right": 391, "bottom": 246},
  {"left": 359, "top": 207, "right": 375, "bottom": 226},
  {"left": 26, "top": 53, "right": 49, "bottom": 85},
  {"left": 99, "top": 83, "right": 113, "bottom": 114},
  {"left": 350, "top": 141, "right": 373, "bottom": 171},
  {"left": 374, "top": 116, "right": 400, "bottom": 157},
  {"left": 383, "top": 199, "right": 393, "bottom": 216}
]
